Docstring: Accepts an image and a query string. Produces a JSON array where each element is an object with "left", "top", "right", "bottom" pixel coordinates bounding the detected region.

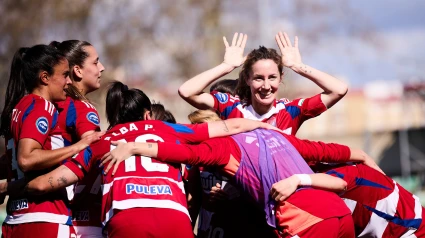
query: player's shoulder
[
  {"left": 17, "top": 95, "right": 56, "bottom": 118},
  {"left": 277, "top": 97, "right": 307, "bottom": 106},
  {"left": 212, "top": 91, "right": 239, "bottom": 105},
  {"left": 73, "top": 99, "right": 97, "bottom": 111}
]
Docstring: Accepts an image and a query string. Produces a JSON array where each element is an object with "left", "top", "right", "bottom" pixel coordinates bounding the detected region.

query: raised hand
[
  {"left": 275, "top": 32, "right": 302, "bottom": 69},
  {"left": 223, "top": 32, "right": 248, "bottom": 67}
]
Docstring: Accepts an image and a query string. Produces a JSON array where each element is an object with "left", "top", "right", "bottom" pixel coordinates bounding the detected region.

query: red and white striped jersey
[
  {"left": 326, "top": 164, "right": 425, "bottom": 237},
  {"left": 211, "top": 91, "right": 327, "bottom": 135},
  {"left": 5, "top": 94, "right": 71, "bottom": 225},
  {"left": 64, "top": 120, "right": 210, "bottom": 227}
]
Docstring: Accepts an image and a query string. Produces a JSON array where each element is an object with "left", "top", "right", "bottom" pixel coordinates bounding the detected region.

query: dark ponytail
[
  {"left": 0, "top": 48, "right": 28, "bottom": 137},
  {"left": 49, "top": 40, "right": 92, "bottom": 101},
  {"left": 0, "top": 45, "right": 65, "bottom": 137},
  {"left": 106, "top": 81, "right": 152, "bottom": 129}
]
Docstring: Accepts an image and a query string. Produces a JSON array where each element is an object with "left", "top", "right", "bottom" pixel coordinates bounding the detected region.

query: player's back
[
  {"left": 328, "top": 164, "right": 424, "bottom": 237},
  {"left": 84, "top": 120, "right": 209, "bottom": 226},
  {"left": 231, "top": 129, "right": 351, "bottom": 234}
]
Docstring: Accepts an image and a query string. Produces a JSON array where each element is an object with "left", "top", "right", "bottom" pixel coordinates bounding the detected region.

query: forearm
[
  {"left": 307, "top": 174, "right": 347, "bottom": 192},
  {"left": 290, "top": 63, "right": 348, "bottom": 108},
  {"left": 285, "top": 135, "right": 351, "bottom": 163},
  {"left": 130, "top": 142, "right": 159, "bottom": 159},
  {"left": 19, "top": 143, "right": 85, "bottom": 172},
  {"left": 129, "top": 142, "right": 198, "bottom": 165},
  {"left": 208, "top": 118, "right": 268, "bottom": 138},
  {"left": 24, "top": 166, "right": 78, "bottom": 195},
  {"left": 178, "top": 63, "right": 235, "bottom": 99}
]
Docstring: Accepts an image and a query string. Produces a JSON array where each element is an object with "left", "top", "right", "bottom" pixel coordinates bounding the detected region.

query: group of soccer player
[{"left": 0, "top": 31, "right": 423, "bottom": 238}]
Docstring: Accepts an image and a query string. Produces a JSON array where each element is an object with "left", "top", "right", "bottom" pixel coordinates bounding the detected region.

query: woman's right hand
[
  {"left": 76, "top": 131, "right": 105, "bottom": 151},
  {"left": 275, "top": 31, "right": 302, "bottom": 69},
  {"left": 223, "top": 32, "right": 248, "bottom": 68},
  {"left": 270, "top": 175, "right": 300, "bottom": 201}
]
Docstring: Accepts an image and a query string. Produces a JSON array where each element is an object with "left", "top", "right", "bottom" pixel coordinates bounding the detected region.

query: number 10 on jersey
[{"left": 110, "top": 134, "right": 169, "bottom": 173}]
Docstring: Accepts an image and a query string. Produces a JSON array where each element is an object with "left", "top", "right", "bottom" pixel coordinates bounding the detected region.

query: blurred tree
[
  {"left": 0, "top": 0, "right": 376, "bottom": 130},
  {"left": 0, "top": 0, "right": 95, "bottom": 150}
]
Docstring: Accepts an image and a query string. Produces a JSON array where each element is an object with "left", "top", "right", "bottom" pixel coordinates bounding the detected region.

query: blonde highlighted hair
[{"left": 188, "top": 109, "right": 221, "bottom": 124}]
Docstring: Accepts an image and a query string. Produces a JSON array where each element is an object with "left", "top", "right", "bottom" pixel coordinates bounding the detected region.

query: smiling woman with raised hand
[
  {"left": 178, "top": 31, "right": 348, "bottom": 135},
  {"left": 0, "top": 44, "right": 102, "bottom": 238}
]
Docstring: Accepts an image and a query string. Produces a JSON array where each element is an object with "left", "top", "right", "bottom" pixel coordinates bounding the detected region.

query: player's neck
[
  {"left": 31, "top": 88, "right": 51, "bottom": 102},
  {"left": 251, "top": 100, "right": 273, "bottom": 116},
  {"left": 73, "top": 82, "right": 89, "bottom": 97}
]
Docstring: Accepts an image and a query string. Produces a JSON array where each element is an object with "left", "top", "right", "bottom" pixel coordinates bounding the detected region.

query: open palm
[
  {"left": 275, "top": 32, "right": 302, "bottom": 68},
  {"left": 223, "top": 32, "right": 247, "bottom": 67}
]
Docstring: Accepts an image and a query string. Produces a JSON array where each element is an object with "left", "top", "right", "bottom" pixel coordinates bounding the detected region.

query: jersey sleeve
[
  {"left": 279, "top": 94, "right": 327, "bottom": 126},
  {"left": 324, "top": 165, "right": 358, "bottom": 190},
  {"left": 19, "top": 100, "right": 57, "bottom": 146},
  {"left": 297, "top": 94, "right": 327, "bottom": 120},
  {"left": 210, "top": 91, "right": 239, "bottom": 119},
  {"left": 74, "top": 100, "right": 100, "bottom": 137},
  {"left": 283, "top": 134, "right": 351, "bottom": 163},
  {"left": 156, "top": 137, "right": 233, "bottom": 167},
  {"left": 63, "top": 140, "right": 108, "bottom": 180},
  {"left": 162, "top": 122, "right": 209, "bottom": 143}
]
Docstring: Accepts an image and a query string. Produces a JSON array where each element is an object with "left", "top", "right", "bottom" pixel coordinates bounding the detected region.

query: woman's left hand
[{"left": 275, "top": 32, "right": 302, "bottom": 69}]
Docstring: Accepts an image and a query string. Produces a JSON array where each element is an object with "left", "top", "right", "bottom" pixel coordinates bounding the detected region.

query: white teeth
[{"left": 259, "top": 92, "right": 271, "bottom": 97}]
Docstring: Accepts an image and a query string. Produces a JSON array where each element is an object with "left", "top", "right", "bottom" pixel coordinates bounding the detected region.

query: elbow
[
  {"left": 32, "top": 182, "right": 49, "bottom": 195},
  {"left": 326, "top": 83, "right": 348, "bottom": 100},
  {"left": 178, "top": 87, "right": 190, "bottom": 99},
  {"left": 229, "top": 121, "right": 243, "bottom": 134},
  {"left": 335, "top": 83, "right": 348, "bottom": 98},
  {"left": 24, "top": 179, "right": 50, "bottom": 196},
  {"left": 18, "top": 157, "right": 32, "bottom": 173}
]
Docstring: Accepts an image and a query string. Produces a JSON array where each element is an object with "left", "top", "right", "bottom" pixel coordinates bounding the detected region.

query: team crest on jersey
[
  {"left": 36, "top": 117, "right": 49, "bottom": 134},
  {"left": 86, "top": 112, "right": 100, "bottom": 125},
  {"left": 215, "top": 92, "right": 229, "bottom": 104}
]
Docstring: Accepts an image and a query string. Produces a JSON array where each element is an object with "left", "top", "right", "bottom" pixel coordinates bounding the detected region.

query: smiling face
[
  {"left": 48, "top": 59, "right": 71, "bottom": 102},
  {"left": 246, "top": 59, "right": 282, "bottom": 115},
  {"left": 77, "top": 46, "right": 105, "bottom": 94}
]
